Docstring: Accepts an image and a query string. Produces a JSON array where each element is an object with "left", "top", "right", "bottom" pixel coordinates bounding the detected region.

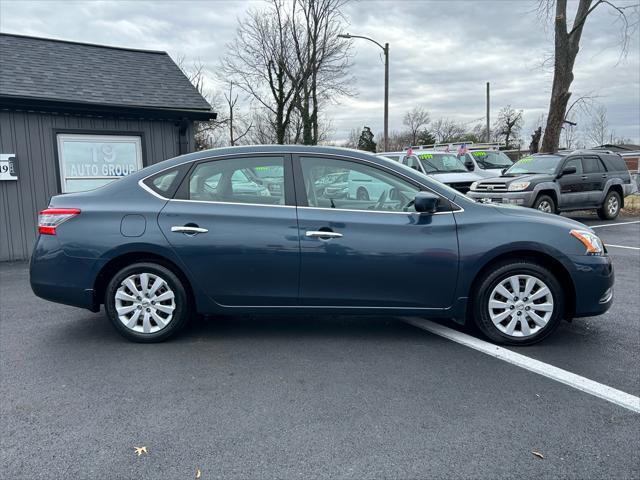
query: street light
[{"left": 339, "top": 33, "right": 389, "bottom": 152}]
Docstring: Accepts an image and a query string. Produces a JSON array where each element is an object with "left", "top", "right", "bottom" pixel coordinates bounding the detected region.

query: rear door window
[
  {"left": 582, "top": 156, "right": 605, "bottom": 174},
  {"left": 187, "top": 156, "right": 286, "bottom": 205}
]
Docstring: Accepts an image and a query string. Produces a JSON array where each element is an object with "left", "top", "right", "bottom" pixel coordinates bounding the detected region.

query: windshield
[
  {"left": 469, "top": 151, "right": 513, "bottom": 169},
  {"left": 505, "top": 155, "right": 563, "bottom": 175},
  {"left": 417, "top": 153, "right": 468, "bottom": 173}
]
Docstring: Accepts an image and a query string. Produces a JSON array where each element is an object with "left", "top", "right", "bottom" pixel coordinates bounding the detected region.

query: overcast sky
[{"left": 1, "top": 0, "right": 638, "bottom": 145}]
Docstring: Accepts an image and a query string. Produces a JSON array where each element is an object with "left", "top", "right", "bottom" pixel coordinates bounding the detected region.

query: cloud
[{"left": 1, "top": 0, "right": 638, "bottom": 144}]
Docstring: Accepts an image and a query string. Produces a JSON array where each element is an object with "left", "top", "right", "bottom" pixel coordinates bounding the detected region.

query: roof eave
[{"left": 0, "top": 94, "right": 216, "bottom": 121}]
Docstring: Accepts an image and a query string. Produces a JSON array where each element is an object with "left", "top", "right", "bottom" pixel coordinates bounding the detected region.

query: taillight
[{"left": 38, "top": 208, "right": 81, "bottom": 235}]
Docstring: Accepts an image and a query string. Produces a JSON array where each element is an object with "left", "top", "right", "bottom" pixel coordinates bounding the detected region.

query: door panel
[
  {"left": 297, "top": 208, "right": 459, "bottom": 308},
  {"left": 158, "top": 155, "right": 300, "bottom": 307},
  {"left": 295, "top": 155, "right": 459, "bottom": 309},
  {"left": 557, "top": 157, "right": 585, "bottom": 208},
  {"left": 582, "top": 156, "right": 607, "bottom": 204}
]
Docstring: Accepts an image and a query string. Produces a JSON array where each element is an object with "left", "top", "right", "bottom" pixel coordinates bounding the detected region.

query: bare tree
[
  {"left": 223, "top": 81, "right": 252, "bottom": 146},
  {"left": 343, "top": 128, "right": 361, "bottom": 149},
  {"left": 538, "top": 0, "right": 638, "bottom": 152},
  {"left": 175, "top": 55, "right": 227, "bottom": 150},
  {"left": 222, "top": 4, "right": 298, "bottom": 144},
  {"left": 494, "top": 105, "right": 524, "bottom": 149},
  {"left": 584, "top": 104, "right": 610, "bottom": 146},
  {"left": 287, "top": 0, "right": 353, "bottom": 145},
  {"left": 431, "top": 118, "right": 466, "bottom": 143},
  {"left": 403, "top": 106, "right": 430, "bottom": 145}
]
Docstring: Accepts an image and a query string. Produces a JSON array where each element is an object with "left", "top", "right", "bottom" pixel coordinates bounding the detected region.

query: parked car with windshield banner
[
  {"left": 461, "top": 149, "right": 514, "bottom": 177},
  {"left": 400, "top": 151, "right": 486, "bottom": 194},
  {"left": 467, "top": 150, "right": 636, "bottom": 218}
]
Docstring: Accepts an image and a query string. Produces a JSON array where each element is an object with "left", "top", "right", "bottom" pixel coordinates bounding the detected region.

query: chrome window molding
[
  {"left": 298, "top": 206, "right": 462, "bottom": 216},
  {"left": 138, "top": 150, "right": 465, "bottom": 212},
  {"left": 170, "top": 198, "right": 295, "bottom": 208}
]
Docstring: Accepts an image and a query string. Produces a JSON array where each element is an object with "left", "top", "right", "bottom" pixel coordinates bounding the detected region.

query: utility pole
[
  {"left": 486, "top": 82, "right": 490, "bottom": 143},
  {"left": 383, "top": 43, "right": 389, "bottom": 152}
]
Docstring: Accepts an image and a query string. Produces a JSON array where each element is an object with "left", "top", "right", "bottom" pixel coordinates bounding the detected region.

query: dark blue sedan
[{"left": 30, "top": 146, "right": 614, "bottom": 345}]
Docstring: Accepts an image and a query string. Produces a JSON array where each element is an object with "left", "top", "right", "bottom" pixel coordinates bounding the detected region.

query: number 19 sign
[{"left": 0, "top": 154, "right": 18, "bottom": 181}]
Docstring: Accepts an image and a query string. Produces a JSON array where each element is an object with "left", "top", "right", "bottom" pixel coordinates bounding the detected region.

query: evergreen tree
[{"left": 357, "top": 126, "right": 377, "bottom": 153}]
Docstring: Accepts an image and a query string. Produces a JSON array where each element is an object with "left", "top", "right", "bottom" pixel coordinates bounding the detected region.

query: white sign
[
  {"left": 56, "top": 134, "right": 143, "bottom": 193},
  {"left": 0, "top": 154, "right": 18, "bottom": 181}
]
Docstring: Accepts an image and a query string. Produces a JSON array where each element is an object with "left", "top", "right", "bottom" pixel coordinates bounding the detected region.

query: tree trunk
[{"left": 541, "top": 0, "right": 591, "bottom": 152}]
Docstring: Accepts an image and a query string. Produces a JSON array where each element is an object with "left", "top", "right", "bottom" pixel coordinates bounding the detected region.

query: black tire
[
  {"left": 471, "top": 260, "right": 564, "bottom": 345},
  {"left": 104, "top": 262, "right": 191, "bottom": 342},
  {"left": 597, "top": 190, "right": 621, "bottom": 220},
  {"left": 356, "top": 188, "right": 370, "bottom": 201},
  {"left": 533, "top": 194, "right": 556, "bottom": 214}
]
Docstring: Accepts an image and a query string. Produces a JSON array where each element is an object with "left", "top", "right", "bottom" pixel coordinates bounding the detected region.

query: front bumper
[
  {"left": 568, "top": 254, "right": 614, "bottom": 318},
  {"left": 467, "top": 190, "right": 535, "bottom": 207}
]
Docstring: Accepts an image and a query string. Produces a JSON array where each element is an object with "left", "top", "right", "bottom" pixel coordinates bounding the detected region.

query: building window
[{"left": 56, "top": 134, "right": 143, "bottom": 193}]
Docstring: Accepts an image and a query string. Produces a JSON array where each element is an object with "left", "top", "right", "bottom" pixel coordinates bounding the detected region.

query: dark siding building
[{"left": 0, "top": 33, "right": 214, "bottom": 261}]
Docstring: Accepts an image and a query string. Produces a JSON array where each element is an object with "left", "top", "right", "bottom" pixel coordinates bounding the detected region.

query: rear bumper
[
  {"left": 29, "top": 235, "right": 101, "bottom": 311},
  {"left": 467, "top": 191, "right": 535, "bottom": 207},
  {"left": 568, "top": 254, "right": 614, "bottom": 318}
]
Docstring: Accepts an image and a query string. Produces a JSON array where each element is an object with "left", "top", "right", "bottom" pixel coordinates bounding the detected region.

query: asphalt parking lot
[{"left": 1, "top": 215, "right": 638, "bottom": 479}]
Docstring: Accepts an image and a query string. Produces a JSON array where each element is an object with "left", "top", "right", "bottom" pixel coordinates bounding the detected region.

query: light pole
[{"left": 339, "top": 33, "right": 389, "bottom": 152}]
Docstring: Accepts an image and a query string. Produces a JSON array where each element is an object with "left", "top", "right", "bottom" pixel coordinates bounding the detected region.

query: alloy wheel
[
  {"left": 537, "top": 201, "right": 552, "bottom": 213},
  {"left": 114, "top": 273, "right": 176, "bottom": 334},
  {"left": 488, "top": 274, "right": 554, "bottom": 338},
  {"left": 607, "top": 196, "right": 619, "bottom": 216}
]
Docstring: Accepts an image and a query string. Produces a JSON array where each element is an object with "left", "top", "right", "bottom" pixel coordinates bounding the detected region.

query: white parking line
[
  {"left": 402, "top": 317, "right": 640, "bottom": 414},
  {"left": 591, "top": 220, "right": 640, "bottom": 229},
  {"left": 606, "top": 244, "right": 640, "bottom": 251}
]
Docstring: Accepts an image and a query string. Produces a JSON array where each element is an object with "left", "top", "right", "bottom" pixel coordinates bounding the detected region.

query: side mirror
[
  {"left": 559, "top": 166, "right": 577, "bottom": 177},
  {"left": 414, "top": 192, "right": 439, "bottom": 214},
  {"left": 464, "top": 160, "right": 475, "bottom": 171}
]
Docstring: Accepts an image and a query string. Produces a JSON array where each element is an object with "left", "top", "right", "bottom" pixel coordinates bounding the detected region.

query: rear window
[
  {"left": 600, "top": 154, "right": 627, "bottom": 172},
  {"left": 143, "top": 167, "right": 183, "bottom": 197}
]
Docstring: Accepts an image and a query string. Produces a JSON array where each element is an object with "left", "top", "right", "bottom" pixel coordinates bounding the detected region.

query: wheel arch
[
  {"left": 466, "top": 249, "right": 576, "bottom": 321},
  {"left": 533, "top": 188, "right": 558, "bottom": 207},
  {"left": 93, "top": 251, "right": 197, "bottom": 311},
  {"left": 606, "top": 183, "right": 624, "bottom": 208}
]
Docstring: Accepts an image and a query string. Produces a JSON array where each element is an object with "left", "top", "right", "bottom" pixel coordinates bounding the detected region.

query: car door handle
[
  {"left": 581, "top": 175, "right": 588, "bottom": 180},
  {"left": 171, "top": 226, "right": 208, "bottom": 234},
  {"left": 305, "top": 230, "right": 343, "bottom": 239}
]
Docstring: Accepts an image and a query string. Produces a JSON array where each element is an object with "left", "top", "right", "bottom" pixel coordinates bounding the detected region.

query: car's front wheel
[
  {"left": 533, "top": 194, "right": 556, "bottom": 214},
  {"left": 104, "top": 262, "right": 190, "bottom": 342},
  {"left": 597, "top": 190, "right": 621, "bottom": 220},
  {"left": 472, "top": 260, "right": 564, "bottom": 345}
]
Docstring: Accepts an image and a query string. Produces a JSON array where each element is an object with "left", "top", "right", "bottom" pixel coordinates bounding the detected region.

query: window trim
[
  {"left": 54, "top": 131, "right": 145, "bottom": 193},
  {"left": 138, "top": 150, "right": 463, "bottom": 213}
]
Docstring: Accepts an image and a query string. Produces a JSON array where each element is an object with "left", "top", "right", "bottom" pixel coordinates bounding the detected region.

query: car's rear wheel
[
  {"left": 597, "top": 190, "right": 621, "bottom": 220},
  {"left": 472, "top": 260, "right": 564, "bottom": 345},
  {"left": 105, "top": 262, "right": 190, "bottom": 342},
  {"left": 533, "top": 194, "right": 556, "bottom": 214},
  {"left": 356, "top": 187, "right": 370, "bottom": 201}
]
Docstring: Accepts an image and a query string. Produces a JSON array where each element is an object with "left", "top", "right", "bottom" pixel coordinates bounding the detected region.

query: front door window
[{"left": 299, "top": 156, "right": 420, "bottom": 212}]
